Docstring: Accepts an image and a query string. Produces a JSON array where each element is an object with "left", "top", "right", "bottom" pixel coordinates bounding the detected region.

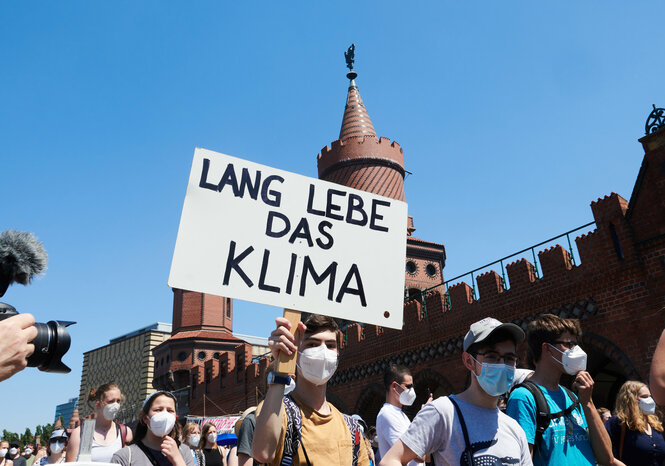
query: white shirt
[
  {"left": 401, "top": 395, "right": 532, "bottom": 466},
  {"left": 376, "top": 402, "right": 419, "bottom": 466}
]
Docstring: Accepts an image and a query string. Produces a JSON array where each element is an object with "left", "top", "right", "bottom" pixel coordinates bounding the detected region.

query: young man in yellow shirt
[{"left": 253, "top": 314, "right": 370, "bottom": 466}]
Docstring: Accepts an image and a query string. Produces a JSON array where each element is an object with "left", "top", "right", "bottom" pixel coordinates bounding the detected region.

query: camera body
[{"left": 0, "top": 302, "right": 74, "bottom": 373}]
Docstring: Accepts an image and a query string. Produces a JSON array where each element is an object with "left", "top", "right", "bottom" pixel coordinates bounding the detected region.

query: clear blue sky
[{"left": 1, "top": 1, "right": 662, "bottom": 433}]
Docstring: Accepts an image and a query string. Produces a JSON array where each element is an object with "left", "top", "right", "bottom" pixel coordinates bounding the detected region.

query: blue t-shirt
[{"left": 506, "top": 383, "right": 595, "bottom": 465}]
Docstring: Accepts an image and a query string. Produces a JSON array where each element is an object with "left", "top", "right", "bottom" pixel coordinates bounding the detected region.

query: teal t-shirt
[{"left": 506, "top": 383, "right": 595, "bottom": 465}]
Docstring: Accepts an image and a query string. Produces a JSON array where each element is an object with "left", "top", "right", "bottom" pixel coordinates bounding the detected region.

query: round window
[
  {"left": 406, "top": 261, "right": 417, "bottom": 274},
  {"left": 425, "top": 264, "right": 437, "bottom": 277},
  {"left": 197, "top": 351, "right": 206, "bottom": 360},
  {"left": 177, "top": 351, "right": 187, "bottom": 362}
]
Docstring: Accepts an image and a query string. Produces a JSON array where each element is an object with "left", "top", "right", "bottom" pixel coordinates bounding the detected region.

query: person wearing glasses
[
  {"left": 376, "top": 365, "right": 420, "bottom": 465},
  {"left": 379, "top": 317, "right": 532, "bottom": 465},
  {"left": 505, "top": 314, "right": 613, "bottom": 465}
]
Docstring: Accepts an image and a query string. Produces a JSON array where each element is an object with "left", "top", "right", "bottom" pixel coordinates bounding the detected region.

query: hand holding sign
[
  {"left": 269, "top": 310, "right": 305, "bottom": 374},
  {"left": 169, "top": 148, "right": 407, "bottom": 329}
]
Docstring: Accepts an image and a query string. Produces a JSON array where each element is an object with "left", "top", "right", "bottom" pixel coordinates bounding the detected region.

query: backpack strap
[
  {"left": 512, "top": 381, "right": 551, "bottom": 453},
  {"left": 116, "top": 422, "right": 128, "bottom": 448},
  {"left": 560, "top": 386, "right": 581, "bottom": 418},
  {"left": 449, "top": 396, "right": 474, "bottom": 466},
  {"left": 281, "top": 394, "right": 303, "bottom": 466},
  {"left": 280, "top": 394, "right": 360, "bottom": 466},
  {"left": 341, "top": 413, "right": 361, "bottom": 466},
  {"left": 194, "top": 449, "right": 205, "bottom": 466},
  {"left": 619, "top": 421, "right": 626, "bottom": 461},
  {"left": 512, "top": 381, "right": 583, "bottom": 453}
]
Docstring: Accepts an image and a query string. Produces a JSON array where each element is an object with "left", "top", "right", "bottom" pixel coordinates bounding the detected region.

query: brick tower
[
  {"left": 317, "top": 48, "right": 446, "bottom": 296},
  {"left": 152, "top": 289, "right": 241, "bottom": 412}
]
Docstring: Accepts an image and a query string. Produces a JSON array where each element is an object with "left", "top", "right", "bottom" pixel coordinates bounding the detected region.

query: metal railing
[{"left": 406, "top": 221, "right": 596, "bottom": 306}]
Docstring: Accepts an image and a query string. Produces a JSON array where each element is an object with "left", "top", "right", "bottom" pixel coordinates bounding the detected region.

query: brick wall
[{"left": 186, "top": 128, "right": 665, "bottom": 425}]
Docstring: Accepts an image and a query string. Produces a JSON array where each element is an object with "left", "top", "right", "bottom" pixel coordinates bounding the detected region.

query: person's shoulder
[
  {"left": 431, "top": 394, "right": 454, "bottom": 410},
  {"left": 508, "top": 385, "right": 537, "bottom": 404},
  {"left": 327, "top": 402, "right": 352, "bottom": 427},
  {"left": 110, "top": 445, "right": 132, "bottom": 463},
  {"left": 606, "top": 414, "right": 621, "bottom": 429},
  {"left": 178, "top": 443, "right": 194, "bottom": 457},
  {"left": 376, "top": 403, "right": 398, "bottom": 422},
  {"left": 376, "top": 403, "right": 390, "bottom": 417},
  {"left": 413, "top": 395, "right": 453, "bottom": 421},
  {"left": 498, "top": 410, "right": 528, "bottom": 433}
]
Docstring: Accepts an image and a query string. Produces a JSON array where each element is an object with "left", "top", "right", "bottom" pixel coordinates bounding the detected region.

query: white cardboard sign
[{"left": 168, "top": 148, "right": 408, "bottom": 329}]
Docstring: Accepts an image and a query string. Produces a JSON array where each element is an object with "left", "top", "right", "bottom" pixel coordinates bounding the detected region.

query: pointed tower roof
[
  {"left": 317, "top": 44, "right": 406, "bottom": 201},
  {"left": 339, "top": 79, "right": 377, "bottom": 141}
]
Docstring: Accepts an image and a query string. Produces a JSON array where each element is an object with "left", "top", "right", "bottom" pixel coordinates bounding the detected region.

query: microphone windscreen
[{"left": 0, "top": 230, "right": 48, "bottom": 286}]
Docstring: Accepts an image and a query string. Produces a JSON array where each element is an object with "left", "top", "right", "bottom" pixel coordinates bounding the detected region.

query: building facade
[
  {"left": 77, "top": 322, "right": 171, "bottom": 424},
  {"left": 164, "top": 63, "right": 665, "bottom": 427},
  {"left": 54, "top": 397, "right": 78, "bottom": 426}
]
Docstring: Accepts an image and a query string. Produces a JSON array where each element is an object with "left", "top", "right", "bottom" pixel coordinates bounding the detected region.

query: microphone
[
  {"left": 0, "top": 230, "right": 48, "bottom": 297},
  {"left": 0, "top": 230, "right": 74, "bottom": 374}
]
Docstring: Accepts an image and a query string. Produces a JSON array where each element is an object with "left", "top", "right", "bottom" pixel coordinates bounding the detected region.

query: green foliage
[
  {"left": 39, "top": 423, "right": 54, "bottom": 443},
  {"left": 21, "top": 428, "right": 34, "bottom": 445},
  {"left": 2, "top": 423, "right": 54, "bottom": 446},
  {"left": 1, "top": 429, "right": 19, "bottom": 443}
]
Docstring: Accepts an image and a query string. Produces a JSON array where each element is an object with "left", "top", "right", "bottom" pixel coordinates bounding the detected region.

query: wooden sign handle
[{"left": 276, "top": 309, "right": 301, "bottom": 375}]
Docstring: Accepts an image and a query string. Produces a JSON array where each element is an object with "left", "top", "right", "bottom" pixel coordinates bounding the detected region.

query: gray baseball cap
[{"left": 463, "top": 317, "right": 524, "bottom": 352}]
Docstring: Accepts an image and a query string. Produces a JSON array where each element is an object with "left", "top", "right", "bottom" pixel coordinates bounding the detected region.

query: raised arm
[
  {"left": 650, "top": 329, "right": 665, "bottom": 405},
  {"left": 574, "top": 371, "right": 614, "bottom": 465},
  {"left": 251, "top": 317, "right": 305, "bottom": 463}
]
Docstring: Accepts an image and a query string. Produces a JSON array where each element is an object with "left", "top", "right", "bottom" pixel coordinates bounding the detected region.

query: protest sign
[{"left": 169, "top": 148, "right": 408, "bottom": 329}]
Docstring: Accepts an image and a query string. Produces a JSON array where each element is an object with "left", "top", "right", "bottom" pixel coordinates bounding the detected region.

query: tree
[
  {"left": 40, "top": 423, "right": 54, "bottom": 443},
  {"left": 2, "top": 429, "right": 19, "bottom": 443},
  {"left": 21, "top": 427, "right": 34, "bottom": 446}
]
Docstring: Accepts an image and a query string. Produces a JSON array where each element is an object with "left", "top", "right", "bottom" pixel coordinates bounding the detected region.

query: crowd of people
[{"left": 3, "top": 313, "right": 665, "bottom": 465}]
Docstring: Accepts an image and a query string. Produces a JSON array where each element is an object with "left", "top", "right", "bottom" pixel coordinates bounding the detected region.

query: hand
[
  {"left": 420, "top": 392, "right": 433, "bottom": 410},
  {"left": 0, "top": 313, "right": 38, "bottom": 382},
  {"left": 572, "top": 370, "right": 594, "bottom": 404},
  {"left": 267, "top": 317, "right": 306, "bottom": 361},
  {"left": 161, "top": 436, "right": 183, "bottom": 464},
  {"left": 33, "top": 449, "right": 47, "bottom": 462}
]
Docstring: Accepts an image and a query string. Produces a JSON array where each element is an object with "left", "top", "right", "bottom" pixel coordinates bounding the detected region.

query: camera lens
[{"left": 26, "top": 320, "right": 74, "bottom": 373}]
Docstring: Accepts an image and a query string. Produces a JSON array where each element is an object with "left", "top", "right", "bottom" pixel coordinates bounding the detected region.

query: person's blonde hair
[
  {"left": 615, "top": 380, "right": 663, "bottom": 433},
  {"left": 87, "top": 383, "right": 121, "bottom": 409},
  {"left": 182, "top": 422, "right": 201, "bottom": 441}
]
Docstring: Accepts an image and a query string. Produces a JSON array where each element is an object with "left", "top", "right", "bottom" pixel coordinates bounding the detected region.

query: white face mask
[
  {"left": 639, "top": 396, "right": 657, "bottom": 415},
  {"left": 103, "top": 402, "right": 121, "bottom": 421},
  {"left": 396, "top": 385, "right": 417, "bottom": 406},
  {"left": 187, "top": 435, "right": 200, "bottom": 448},
  {"left": 549, "top": 344, "right": 587, "bottom": 375},
  {"left": 8, "top": 448, "right": 17, "bottom": 456},
  {"left": 23, "top": 449, "right": 32, "bottom": 456},
  {"left": 207, "top": 433, "right": 217, "bottom": 444},
  {"left": 0, "top": 449, "right": 7, "bottom": 457},
  {"left": 50, "top": 442, "right": 65, "bottom": 454},
  {"left": 297, "top": 345, "right": 338, "bottom": 386},
  {"left": 147, "top": 411, "right": 176, "bottom": 437}
]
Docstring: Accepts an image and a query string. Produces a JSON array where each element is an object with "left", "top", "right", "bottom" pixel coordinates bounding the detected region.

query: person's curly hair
[{"left": 615, "top": 380, "right": 663, "bottom": 433}]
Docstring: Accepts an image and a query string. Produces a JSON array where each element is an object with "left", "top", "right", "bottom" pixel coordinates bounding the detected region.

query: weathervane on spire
[{"left": 345, "top": 43, "right": 357, "bottom": 80}]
